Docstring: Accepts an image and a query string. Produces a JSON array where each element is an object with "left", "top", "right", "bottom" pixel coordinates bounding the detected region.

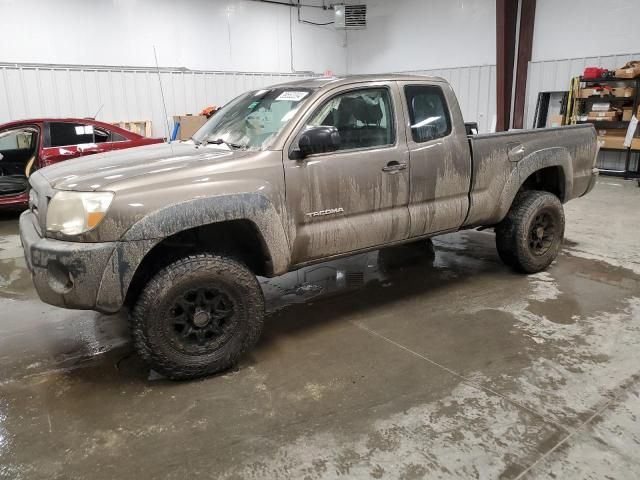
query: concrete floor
[{"left": 1, "top": 178, "right": 639, "bottom": 479}]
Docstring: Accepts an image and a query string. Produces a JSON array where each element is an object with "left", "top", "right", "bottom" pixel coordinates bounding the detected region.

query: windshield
[{"left": 191, "top": 87, "right": 314, "bottom": 151}]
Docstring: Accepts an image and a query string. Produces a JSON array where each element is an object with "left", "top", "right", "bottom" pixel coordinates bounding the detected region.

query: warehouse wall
[
  {"left": 0, "top": 0, "right": 340, "bottom": 139},
  {"left": 524, "top": 52, "right": 640, "bottom": 173},
  {"left": 346, "top": 0, "right": 496, "bottom": 74},
  {"left": 532, "top": 0, "right": 640, "bottom": 62},
  {"left": 0, "top": 64, "right": 314, "bottom": 138},
  {"left": 0, "top": 0, "right": 345, "bottom": 74},
  {"left": 526, "top": 1, "right": 640, "bottom": 171}
]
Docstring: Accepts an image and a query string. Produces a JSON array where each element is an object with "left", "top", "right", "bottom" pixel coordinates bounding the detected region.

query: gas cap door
[{"left": 507, "top": 142, "right": 525, "bottom": 162}]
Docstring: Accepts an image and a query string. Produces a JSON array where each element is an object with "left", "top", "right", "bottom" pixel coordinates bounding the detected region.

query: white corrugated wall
[
  {"left": 0, "top": 62, "right": 498, "bottom": 138},
  {"left": 0, "top": 63, "right": 316, "bottom": 138},
  {"left": 525, "top": 52, "right": 640, "bottom": 172},
  {"left": 2, "top": 59, "right": 635, "bottom": 171}
]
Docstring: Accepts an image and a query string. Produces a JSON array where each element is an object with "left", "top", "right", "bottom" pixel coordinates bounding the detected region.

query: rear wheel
[
  {"left": 131, "top": 253, "right": 264, "bottom": 380},
  {"left": 495, "top": 190, "right": 565, "bottom": 273}
]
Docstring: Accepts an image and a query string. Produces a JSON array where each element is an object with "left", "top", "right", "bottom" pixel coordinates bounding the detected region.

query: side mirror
[{"left": 297, "top": 126, "right": 341, "bottom": 158}]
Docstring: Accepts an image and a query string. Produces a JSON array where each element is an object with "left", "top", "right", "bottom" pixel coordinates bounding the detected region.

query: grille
[
  {"left": 335, "top": 4, "right": 367, "bottom": 30},
  {"left": 345, "top": 271, "right": 364, "bottom": 289}
]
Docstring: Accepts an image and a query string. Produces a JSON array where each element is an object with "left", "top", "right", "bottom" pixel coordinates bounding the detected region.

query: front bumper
[{"left": 20, "top": 211, "right": 117, "bottom": 311}]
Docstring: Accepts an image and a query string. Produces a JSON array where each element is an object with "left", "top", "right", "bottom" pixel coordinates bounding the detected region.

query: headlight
[{"left": 46, "top": 191, "right": 114, "bottom": 236}]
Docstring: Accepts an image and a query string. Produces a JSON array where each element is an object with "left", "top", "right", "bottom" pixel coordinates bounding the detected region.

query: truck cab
[{"left": 281, "top": 79, "right": 472, "bottom": 264}]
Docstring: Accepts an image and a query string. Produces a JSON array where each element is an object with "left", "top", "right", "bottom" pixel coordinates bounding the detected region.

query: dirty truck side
[{"left": 20, "top": 75, "right": 599, "bottom": 379}]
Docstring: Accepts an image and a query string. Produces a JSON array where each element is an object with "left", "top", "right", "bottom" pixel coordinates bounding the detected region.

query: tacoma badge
[{"left": 306, "top": 207, "right": 345, "bottom": 217}]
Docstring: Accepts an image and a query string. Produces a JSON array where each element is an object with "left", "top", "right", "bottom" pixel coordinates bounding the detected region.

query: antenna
[
  {"left": 153, "top": 46, "right": 173, "bottom": 143},
  {"left": 92, "top": 104, "right": 104, "bottom": 120}
]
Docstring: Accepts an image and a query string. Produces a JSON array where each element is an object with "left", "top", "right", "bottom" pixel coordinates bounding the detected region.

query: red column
[
  {"left": 496, "top": 0, "right": 518, "bottom": 131},
  {"left": 513, "top": 0, "right": 537, "bottom": 129}
]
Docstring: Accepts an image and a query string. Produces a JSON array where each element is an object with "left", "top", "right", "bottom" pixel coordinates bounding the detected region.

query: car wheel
[
  {"left": 495, "top": 190, "right": 565, "bottom": 273},
  {"left": 131, "top": 253, "right": 264, "bottom": 380}
]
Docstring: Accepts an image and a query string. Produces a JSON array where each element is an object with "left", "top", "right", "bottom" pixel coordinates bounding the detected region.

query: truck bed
[{"left": 464, "top": 124, "right": 598, "bottom": 227}]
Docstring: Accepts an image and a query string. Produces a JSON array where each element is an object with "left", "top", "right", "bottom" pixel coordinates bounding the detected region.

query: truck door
[
  {"left": 398, "top": 82, "right": 472, "bottom": 236},
  {"left": 284, "top": 83, "right": 411, "bottom": 265}
]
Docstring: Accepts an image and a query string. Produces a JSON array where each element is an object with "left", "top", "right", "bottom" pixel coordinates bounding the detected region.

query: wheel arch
[
  {"left": 492, "top": 147, "right": 573, "bottom": 225},
  {"left": 122, "top": 219, "right": 273, "bottom": 309},
  {"left": 95, "top": 193, "right": 291, "bottom": 312}
]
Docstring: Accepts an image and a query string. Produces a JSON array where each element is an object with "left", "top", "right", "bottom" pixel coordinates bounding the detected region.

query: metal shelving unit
[{"left": 570, "top": 76, "right": 640, "bottom": 179}]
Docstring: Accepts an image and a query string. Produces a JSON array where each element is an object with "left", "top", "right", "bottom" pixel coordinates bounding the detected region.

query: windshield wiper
[{"left": 198, "top": 138, "right": 246, "bottom": 150}]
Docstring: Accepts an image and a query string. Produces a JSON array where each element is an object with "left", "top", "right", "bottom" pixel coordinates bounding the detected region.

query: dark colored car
[{"left": 0, "top": 118, "right": 163, "bottom": 209}]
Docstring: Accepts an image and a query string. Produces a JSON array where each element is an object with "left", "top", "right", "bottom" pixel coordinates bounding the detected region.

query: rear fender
[{"left": 492, "top": 147, "right": 572, "bottom": 224}]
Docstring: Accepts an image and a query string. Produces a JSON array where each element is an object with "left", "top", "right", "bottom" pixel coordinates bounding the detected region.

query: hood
[{"left": 38, "top": 142, "right": 251, "bottom": 191}]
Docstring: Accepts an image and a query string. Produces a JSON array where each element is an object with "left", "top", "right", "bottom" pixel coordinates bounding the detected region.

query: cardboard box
[
  {"left": 587, "top": 111, "right": 620, "bottom": 121},
  {"left": 598, "top": 128, "right": 639, "bottom": 150},
  {"left": 612, "top": 86, "right": 636, "bottom": 97},
  {"left": 622, "top": 107, "right": 633, "bottom": 121},
  {"left": 597, "top": 137, "right": 624, "bottom": 149},
  {"left": 592, "top": 110, "right": 618, "bottom": 117},
  {"left": 615, "top": 63, "right": 640, "bottom": 79},
  {"left": 549, "top": 115, "right": 564, "bottom": 127},
  {"left": 597, "top": 128, "right": 627, "bottom": 138},
  {"left": 173, "top": 115, "right": 208, "bottom": 141},
  {"left": 579, "top": 88, "right": 604, "bottom": 98}
]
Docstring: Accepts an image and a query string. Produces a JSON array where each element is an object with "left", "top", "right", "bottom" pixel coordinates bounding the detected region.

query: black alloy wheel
[
  {"left": 167, "top": 286, "right": 237, "bottom": 353},
  {"left": 528, "top": 209, "right": 556, "bottom": 256}
]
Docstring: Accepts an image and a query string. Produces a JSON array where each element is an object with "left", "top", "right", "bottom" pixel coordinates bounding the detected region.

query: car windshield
[{"left": 192, "top": 87, "right": 314, "bottom": 151}]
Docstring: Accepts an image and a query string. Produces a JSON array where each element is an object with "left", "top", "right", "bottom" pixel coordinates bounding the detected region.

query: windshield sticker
[
  {"left": 276, "top": 91, "right": 309, "bottom": 102},
  {"left": 248, "top": 101, "right": 259, "bottom": 109}
]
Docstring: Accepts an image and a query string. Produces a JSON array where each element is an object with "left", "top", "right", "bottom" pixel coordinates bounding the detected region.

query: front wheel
[
  {"left": 130, "top": 253, "right": 264, "bottom": 380},
  {"left": 495, "top": 190, "right": 565, "bottom": 273}
]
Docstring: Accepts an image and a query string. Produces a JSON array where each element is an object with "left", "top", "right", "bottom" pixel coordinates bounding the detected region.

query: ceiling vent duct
[{"left": 334, "top": 4, "right": 367, "bottom": 30}]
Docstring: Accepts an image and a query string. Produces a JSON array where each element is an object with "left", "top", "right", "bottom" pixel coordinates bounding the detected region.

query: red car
[{"left": 0, "top": 118, "right": 163, "bottom": 209}]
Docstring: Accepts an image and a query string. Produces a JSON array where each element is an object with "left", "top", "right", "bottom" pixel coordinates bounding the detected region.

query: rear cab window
[{"left": 404, "top": 85, "right": 452, "bottom": 143}]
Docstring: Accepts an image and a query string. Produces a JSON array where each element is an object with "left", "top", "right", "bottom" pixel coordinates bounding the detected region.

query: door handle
[{"left": 382, "top": 161, "right": 407, "bottom": 173}]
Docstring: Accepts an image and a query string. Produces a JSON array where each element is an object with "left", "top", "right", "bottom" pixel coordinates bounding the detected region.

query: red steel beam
[
  {"left": 496, "top": 0, "right": 518, "bottom": 131},
  {"left": 513, "top": 0, "right": 536, "bottom": 129}
]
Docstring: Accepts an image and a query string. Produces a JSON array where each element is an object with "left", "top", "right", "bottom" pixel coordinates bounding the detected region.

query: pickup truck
[{"left": 19, "top": 75, "right": 599, "bottom": 379}]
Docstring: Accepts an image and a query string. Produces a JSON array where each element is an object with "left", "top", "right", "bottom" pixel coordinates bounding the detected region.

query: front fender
[
  {"left": 94, "top": 193, "right": 291, "bottom": 313},
  {"left": 492, "top": 147, "right": 572, "bottom": 224},
  {"left": 122, "top": 193, "right": 291, "bottom": 272}
]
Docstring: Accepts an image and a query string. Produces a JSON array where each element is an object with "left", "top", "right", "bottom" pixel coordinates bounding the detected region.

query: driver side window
[{"left": 305, "top": 88, "right": 395, "bottom": 152}]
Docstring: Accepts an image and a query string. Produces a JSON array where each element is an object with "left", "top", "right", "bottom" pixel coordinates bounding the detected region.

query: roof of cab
[{"left": 269, "top": 74, "right": 448, "bottom": 90}]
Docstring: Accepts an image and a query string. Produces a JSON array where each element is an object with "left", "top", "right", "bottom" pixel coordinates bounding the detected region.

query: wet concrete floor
[{"left": 0, "top": 178, "right": 639, "bottom": 479}]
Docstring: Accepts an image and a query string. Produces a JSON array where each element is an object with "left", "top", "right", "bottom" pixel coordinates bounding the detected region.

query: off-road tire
[
  {"left": 131, "top": 254, "right": 264, "bottom": 380},
  {"left": 495, "top": 190, "right": 565, "bottom": 273}
]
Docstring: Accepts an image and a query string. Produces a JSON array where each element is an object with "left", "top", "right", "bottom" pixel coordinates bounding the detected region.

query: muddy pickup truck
[{"left": 20, "top": 74, "right": 599, "bottom": 379}]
